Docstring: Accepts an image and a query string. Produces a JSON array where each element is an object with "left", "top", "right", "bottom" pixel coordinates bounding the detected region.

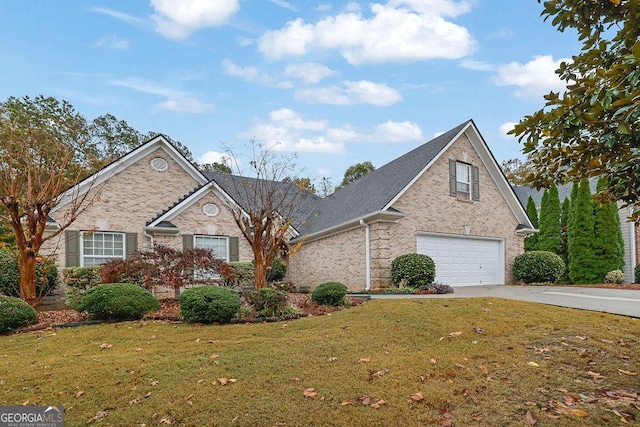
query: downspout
[
  {"left": 630, "top": 207, "right": 636, "bottom": 283},
  {"left": 143, "top": 230, "right": 155, "bottom": 250},
  {"left": 360, "top": 219, "right": 371, "bottom": 291}
]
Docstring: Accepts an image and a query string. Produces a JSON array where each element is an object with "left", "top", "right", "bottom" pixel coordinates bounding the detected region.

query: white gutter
[{"left": 360, "top": 219, "right": 371, "bottom": 291}]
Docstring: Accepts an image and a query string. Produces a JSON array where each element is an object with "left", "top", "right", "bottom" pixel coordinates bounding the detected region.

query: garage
[{"left": 416, "top": 233, "right": 504, "bottom": 286}]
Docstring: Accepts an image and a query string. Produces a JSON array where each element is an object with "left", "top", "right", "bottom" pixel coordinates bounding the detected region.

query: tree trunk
[
  {"left": 18, "top": 250, "right": 38, "bottom": 307},
  {"left": 254, "top": 256, "right": 267, "bottom": 289}
]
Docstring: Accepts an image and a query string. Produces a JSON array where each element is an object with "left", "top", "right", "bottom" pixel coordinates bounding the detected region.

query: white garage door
[{"left": 417, "top": 234, "right": 504, "bottom": 286}]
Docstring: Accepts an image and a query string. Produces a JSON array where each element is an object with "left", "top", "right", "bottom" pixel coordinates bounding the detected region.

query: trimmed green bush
[
  {"left": 390, "top": 253, "right": 436, "bottom": 288},
  {"left": 0, "top": 248, "right": 59, "bottom": 298},
  {"left": 76, "top": 283, "right": 159, "bottom": 321},
  {"left": 226, "top": 262, "right": 255, "bottom": 288},
  {"left": 311, "top": 282, "right": 348, "bottom": 306},
  {"left": 0, "top": 296, "right": 37, "bottom": 333},
  {"left": 62, "top": 267, "right": 102, "bottom": 309},
  {"left": 245, "top": 287, "right": 288, "bottom": 317},
  {"left": 179, "top": 286, "right": 241, "bottom": 323},
  {"left": 604, "top": 269, "right": 625, "bottom": 284},
  {"left": 266, "top": 258, "right": 287, "bottom": 283},
  {"left": 513, "top": 251, "right": 565, "bottom": 284},
  {"left": 636, "top": 265, "right": 640, "bottom": 284}
]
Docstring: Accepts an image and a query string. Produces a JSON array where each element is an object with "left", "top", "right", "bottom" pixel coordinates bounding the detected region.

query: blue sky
[{"left": 0, "top": 1, "right": 580, "bottom": 186}]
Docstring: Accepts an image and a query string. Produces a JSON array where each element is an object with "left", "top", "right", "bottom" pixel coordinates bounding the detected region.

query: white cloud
[
  {"left": 498, "top": 122, "right": 517, "bottom": 138},
  {"left": 94, "top": 35, "right": 129, "bottom": 50},
  {"left": 221, "top": 59, "right": 293, "bottom": 88},
  {"left": 317, "top": 4, "right": 332, "bottom": 12},
  {"left": 460, "top": 59, "right": 493, "bottom": 72},
  {"left": 284, "top": 62, "right": 337, "bottom": 83},
  {"left": 150, "top": 0, "right": 240, "bottom": 39},
  {"left": 258, "top": 0, "right": 476, "bottom": 64},
  {"left": 493, "top": 55, "right": 569, "bottom": 99},
  {"left": 242, "top": 109, "right": 423, "bottom": 155},
  {"left": 198, "top": 151, "right": 231, "bottom": 164},
  {"left": 110, "top": 77, "right": 213, "bottom": 113},
  {"left": 295, "top": 80, "right": 402, "bottom": 105},
  {"left": 91, "top": 7, "right": 144, "bottom": 25},
  {"left": 269, "top": 0, "right": 297, "bottom": 11}
]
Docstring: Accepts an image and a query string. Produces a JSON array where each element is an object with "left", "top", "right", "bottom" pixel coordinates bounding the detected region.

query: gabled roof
[
  {"left": 296, "top": 120, "right": 534, "bottom": 240},
  {"left": 51, "top": 135, "right": 208, "bottom": 215}
]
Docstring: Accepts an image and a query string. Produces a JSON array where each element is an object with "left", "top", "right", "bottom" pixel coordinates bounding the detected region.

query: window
[
  {"left": 456, "top": 162, "right": 471, "bottom": 199},
  {"left": 194, "top": 235, "right": 229, "bottom": 261},
  {"left": 81, "top": 231, "right": 125, "bottom": 266},
  {"left": 150, "top": 157, "right": 168, "bottom": 171},
  {"left": 449, "top": 159, "right": 480, "bottom": 201},
  {"left": 203, "top": 203, "right": 219, "bottom": 216}
]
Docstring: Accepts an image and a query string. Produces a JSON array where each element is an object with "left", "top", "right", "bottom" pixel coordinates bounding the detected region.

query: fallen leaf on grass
[
  {"left": 86, "top": 409, "right": 110, "bottom": 424},
  {"left": 473, "top": 327, "right": 484, "bottom": 334},
  {"left": 371, "top": 399, "right": 385, "bottom": 409},
  {"left": 210, "top": 354, "right": 219, "bottom": 359},
  {"left": 217, "top": 378, "right": 237, "bottom": 385},
  {"left": 358, "top": 357, "right": 370, "bottom": 364},
  {"left": 369, "top": 369, "right": 389, "bottom": 380},
  {"left": 341, "top": 400, "right": 352, "bottom": 406},
  {"left": 430, "top": 357, "right": 437, "bottom": 364},
  {"left": 160, "top": 417, "right": 172, "bottom": 424},
  {"left": 478, "top": 365, "right": 488, "bottom": 375},
  {"left": 359, "top": 395, "right": 371, "bottom": 405},
  {"left": 99, "top": 343, "right": 112, "bottom": 349},
  {"left": 145, "top": 391, "right": 152, "bottom": 398},
  {"left": 328, "top": 357, "right": 338, "bottom": 362},
  {"left": 75, "top": 390, "right": 84, "bottom": 398},
  {"left": 527, "top": 362, "right": 539, "bottom": 368},
  {"left": 410, "top": 392, "right": 424, "bottom": 402},
  {"left": 449, "top": 331, "right": 462, "bottom": 337},
  {"left": 524, "top": 410, "right": 536, "bottom": 425},
  {"left": 303, "top": 388, "right": 317, "bottom": 398},
  {"left": 587, "top": 371, "right": 605, "bottom": 379},
  {"left": 617, "top": 369, "right": 637, "bottom": 376}
]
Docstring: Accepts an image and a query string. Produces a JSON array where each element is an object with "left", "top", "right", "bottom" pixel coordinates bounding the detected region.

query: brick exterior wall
[
  {"left": 287, "top": 134, "right": 525, "bottom": 291},
  {"left": 42, "top": 146, "right": 252, "bottom": 272}
]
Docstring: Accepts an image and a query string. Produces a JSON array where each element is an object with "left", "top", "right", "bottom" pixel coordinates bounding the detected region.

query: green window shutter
[
  {"left": 125, "top": 233, "right": 138, "bottom": 257},
  {"left": 65, "top": 230, "right": 80, "bottom": 267},
  {"left": 472, "top": 166, "right": 480, "bottom": 201},
  {"left": 182, "top": 234, "right": 194, "bottom": 250},
  {"left": 449, "top": 159, "right": 457, "bottom": 196},
  {"left": 229, "top": 237, "right": 239, "bottom": 262}
]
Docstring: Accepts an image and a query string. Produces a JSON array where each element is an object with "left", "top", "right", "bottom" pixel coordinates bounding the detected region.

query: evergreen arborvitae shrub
[
  {"left": 524, "top": 196, "right": 539, "bottom": 251},
  {"left": 76, "top": 284, "right": 159, "bottom": 321},
  {"left": 567, "top": 180, "right": 598, "bottom": 284},
  {"left": 559, "top": 197, "right": 571, "bottom": 273},
  {"left": 311, "top": 282, "right": 348, "bottom": 306},
  {"left": 390, "top": 253, "right": 436, "bottom": 288},
  {"left": 0, "top": 296, "right": 38, "bottom": 333},
  {"left": 538, "top": 184, "right": 562, "bottom": 254},
  {"left": 513, "top": 251, "right": 565, "bottom": 284},
  {"left": 0, "top": 248, "right": 59, "bottom": 298},
  {"left": 179, "top": 286, "right": 241, "bottom": 323},
  {"left": 593, "top": 177, "right": 624, "bottom": 281}
]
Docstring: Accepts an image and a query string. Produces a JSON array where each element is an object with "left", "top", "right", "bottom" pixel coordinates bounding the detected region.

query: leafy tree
[
  {"left": 90, "top": 113, "right": 144, "bottom": 162},
  {"left": 512, "top": 0, "right": 640, "bottom": 216},
  {"left": 567, "top": 179, "right": 598, "bottom": 284},
  {"left": 524, "top": 196, "right": 539, "bottom": 251},
  {"left": 200, "top": 162, "right": 232, "bottom": 174},
  {"left": 0, "top": 96, "right": 99, "bottom": 306},
  {"left": 538, "top": 183, "right": 562, "bottom": 254},
  {"left": 317, "top": 176, "right": 335, "bottom": 198},
  {"left": 339, "top": 161, "right": 375, "bottom": 188},
  {"left": 143, "top": 132, "right": 193, "bottom": 162},
  {"left": 559, "top": 196, "right": 571, "bottom": 270},
  {"left": 593, "top": 177, "right": 624, "bottom": 280},
  {"left": 501, "top": 158, "right": 531, "bottom": 185},
  {"left": 283, "top": 176, "right": 315, "bottom": 194},
  {"left": 221, "top": 140, "right": 305, "bottom": 289}
]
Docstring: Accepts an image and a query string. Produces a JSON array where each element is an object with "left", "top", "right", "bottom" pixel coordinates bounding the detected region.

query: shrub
[
  {"left": 635, "top": 265, "right": 640, "bottom": 284},
  {"left": 62, "top": 267, "right": 102, "bottom": 309},
  {"left": 0, "top": 248, "right": 59, "bottom": 299},
  {"left": 417, "top": 283, "right": 454, "bottom": 294},
  {"left": 312, "top": 282, "right": 348, "bottom": 306},
  {"left": 0, "top": 296, "right": 38, "bottom": 332},
  {"left": 266, "top": 258, "right": 286, "bottom": 283},
  {"left": 224, "top": 262, "right": 255, "bottom": 288},
  {"left": 513, "top": 251, "right": 565, "bottom": 284},
  {"left": 245, "top": 287, "right": 288, "bottom": 317},
  {"left": 604, "top": 269, "right": 625, "bottom": 284},
  {"left": 76, "top": 284, "right": 159, "bottom": 321},
  {"left": 390, "top": 253, "right": 436, "bottom": 288},
  {"left": 179, "top": 286, "right": 241, "bottom": 323}
]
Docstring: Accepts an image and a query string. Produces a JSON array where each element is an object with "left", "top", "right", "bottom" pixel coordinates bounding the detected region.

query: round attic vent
[
  {"left": 203, "top": 203, "right": 219, "bottom": 216},
  {"left": 151, "top": 157, "right": 168, "bottom": 171}
]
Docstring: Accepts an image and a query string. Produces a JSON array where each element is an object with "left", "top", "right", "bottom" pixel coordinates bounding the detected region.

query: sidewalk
[{"left": 362, "top": 285, "right": 640, "bottom": 318}]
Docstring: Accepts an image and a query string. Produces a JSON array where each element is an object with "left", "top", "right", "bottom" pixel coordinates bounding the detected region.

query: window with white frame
[
  {"left": 456, "top": 162, "right": 471, "bottom": 199},
  {"left": 194, "top": 235, "right": 229, "bottom": 261},
  {"left": 81, "top": 231, "right": 125, "bottom": 266}
]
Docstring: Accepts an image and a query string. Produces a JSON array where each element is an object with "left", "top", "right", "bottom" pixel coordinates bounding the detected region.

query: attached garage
[{"left": 417, "top": 233, "right": 505, "bottom": 286}]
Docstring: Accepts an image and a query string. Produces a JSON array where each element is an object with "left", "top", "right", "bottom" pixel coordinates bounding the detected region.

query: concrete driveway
[{"left": 367, "top": 285, "right": 640, "bottom": 318}]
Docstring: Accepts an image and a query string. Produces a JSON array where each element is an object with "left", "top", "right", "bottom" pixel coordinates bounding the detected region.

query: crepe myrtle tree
[
  {"left": 512, "top": 0, "right": 640, "bottom": 216},
  {"left": 0, "top": 96, "right": 102, "bottom": 307},
  {"left": 220, "top": 139, "right": 305, "bottom": 289}
]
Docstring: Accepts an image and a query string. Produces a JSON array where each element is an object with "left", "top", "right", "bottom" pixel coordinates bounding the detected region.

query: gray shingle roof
[{"left": 297, "top": 120, "right": 472, "bottom": 235}]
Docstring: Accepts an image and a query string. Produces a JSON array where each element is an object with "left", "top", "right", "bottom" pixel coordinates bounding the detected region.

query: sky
[{"left": 0, "top": 1, "right": 581, "bottom": 187}]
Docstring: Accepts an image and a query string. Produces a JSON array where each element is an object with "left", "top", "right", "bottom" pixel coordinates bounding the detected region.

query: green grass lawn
[{"left": 1, "top": 298, "right": 638, "bottom": 426}]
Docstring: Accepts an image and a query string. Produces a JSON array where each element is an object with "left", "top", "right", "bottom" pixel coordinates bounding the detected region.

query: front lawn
[{"left": 1, "top": 298, "right": 638, "bottom": 426}]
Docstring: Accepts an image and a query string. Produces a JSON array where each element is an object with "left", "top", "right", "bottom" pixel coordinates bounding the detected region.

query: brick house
[{"left": 43, "top": 119, "right": 534, "bottom": 293}]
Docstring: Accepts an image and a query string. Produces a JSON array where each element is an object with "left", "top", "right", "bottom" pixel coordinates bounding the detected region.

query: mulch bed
[{"left": 31, "top": 293, "right": 366, "bottom": 330}]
